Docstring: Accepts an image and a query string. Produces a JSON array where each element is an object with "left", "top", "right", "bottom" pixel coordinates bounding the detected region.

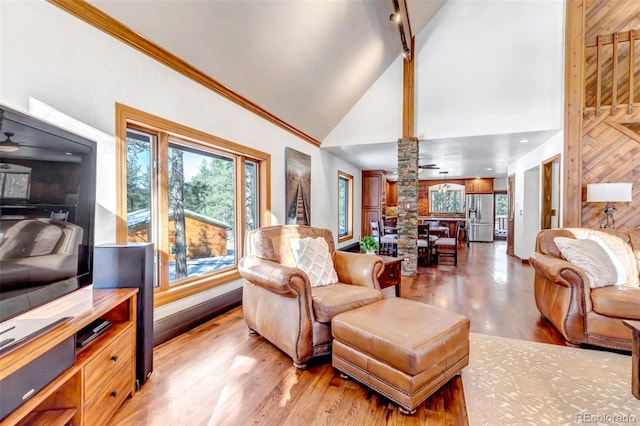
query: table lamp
[{"left": 586, "top": 182, "right": 633, "bottom": 229}]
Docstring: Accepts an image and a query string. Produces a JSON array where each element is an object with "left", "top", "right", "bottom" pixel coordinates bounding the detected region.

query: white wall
[
  {"left": 325, "top": 0, "right": 565, "bottom": 147},
  {"left": 322, "top": 56, "right": 403, "bottom": 147},
  {"left": 494, "top": 178, "right": 508, "bottom": 191},
  {"left": 0, "top": 1, "right": 361, "bottom": 315},
  {"left": 415, "top": 0, "right": 564, "bottom": 139},
  {"left": 508, "top": 131, "right": 563, "bottom": 259}
]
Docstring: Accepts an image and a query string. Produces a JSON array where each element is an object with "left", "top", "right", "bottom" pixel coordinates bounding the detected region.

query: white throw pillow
[
  {"left": 554, "top": 237, "right": 617, "bottom": 289},
  {"left": 289, "top": 237, "right": 338, "bottom": 287},
  {"left": 586, "top": 236, "right": 627, "bottom": 285}
]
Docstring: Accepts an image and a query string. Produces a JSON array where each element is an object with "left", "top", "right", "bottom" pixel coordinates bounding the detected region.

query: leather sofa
[
  {"left": 239, "top": 225, "right": 384, "bottom": 368},
  {"left": 529, "top": 228, "right": 640, "bottom": 350}
]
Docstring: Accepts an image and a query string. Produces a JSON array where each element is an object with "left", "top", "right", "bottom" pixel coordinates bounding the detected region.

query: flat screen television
[{"left": 0, "top": 104, "right": 96, "bottom": 323}]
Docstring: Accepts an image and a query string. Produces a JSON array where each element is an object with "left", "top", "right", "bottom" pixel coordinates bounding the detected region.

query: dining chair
[
  {"left": 372, "top": 220, "right": 397, "bottom": 256},
  {"left": 434, "top": 221, "right": 459, "bottom": 264},
  {"left": 417, "top": 223, "right": 439, "bottom": 265}
]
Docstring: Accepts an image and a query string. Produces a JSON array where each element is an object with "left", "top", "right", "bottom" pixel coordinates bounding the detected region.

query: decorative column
[{"left": 397, "top": 137, "right": 419, "bottom": 276}]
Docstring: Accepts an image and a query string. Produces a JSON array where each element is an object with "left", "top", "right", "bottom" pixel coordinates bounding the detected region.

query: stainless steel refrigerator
[{"left": 466, "top": 194, "right": 494, "bottom": 242}]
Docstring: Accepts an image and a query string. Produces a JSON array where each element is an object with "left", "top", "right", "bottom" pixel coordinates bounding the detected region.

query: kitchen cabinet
[
  {"left": 362, "top": 170, "right": 386, "bottom": 237},
  {"left": 465, "top": 178, "right": 494, "bottom": 194}
]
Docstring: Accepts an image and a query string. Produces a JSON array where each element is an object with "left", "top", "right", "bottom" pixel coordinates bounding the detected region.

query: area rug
[{"left": 464, "top": 333, "right": 639, "bottom": 426}]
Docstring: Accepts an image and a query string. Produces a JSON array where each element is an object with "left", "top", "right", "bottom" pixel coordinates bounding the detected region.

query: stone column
[{"left": 397, "top": 137, "right": 419, "bottom": 276}]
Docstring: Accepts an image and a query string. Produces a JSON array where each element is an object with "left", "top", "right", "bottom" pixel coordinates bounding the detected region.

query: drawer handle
[
  {"left": 110, "top": 391, "right": 118, "bottom": 398},
  {"left": 111, "top": 355, "right": 119, "bottom": 362}
]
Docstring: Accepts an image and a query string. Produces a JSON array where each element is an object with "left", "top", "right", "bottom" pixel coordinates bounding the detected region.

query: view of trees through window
[
  {"left": 337, "top": 171, "right": 353, "bottom": 240},
  {"left": 430, "top": 190, "right": 463, "bottom": 213},
  {"left": 495, "top": 193, "right": 508, "bottom": 216},
  {"left": 167, "top": 143, "right": 236, "bottom": 282},
  {"left": 338, "top": 176, "right": 348, "bottom": 236},
  {"left": 125, "top": 128, "right": 258, "bottom": 290}
]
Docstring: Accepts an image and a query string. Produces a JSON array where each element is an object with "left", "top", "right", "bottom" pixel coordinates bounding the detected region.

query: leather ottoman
[{"left": 331, "top": 298, "right": 470, "bottom": 415}]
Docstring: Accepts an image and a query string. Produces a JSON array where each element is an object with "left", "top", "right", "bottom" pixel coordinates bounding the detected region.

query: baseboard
[
  {"left": 338, "top": 242, "right": 361, "bottom": 253},
  {"left": 153, "top": 287, "right": 242, "bottom": 346}
]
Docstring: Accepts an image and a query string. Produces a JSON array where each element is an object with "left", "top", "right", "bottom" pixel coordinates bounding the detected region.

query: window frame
[
  {"left": 428, "top": 183, "right": 465, "bottom": 214},
  {"left": 337, "top": 171, "right": 353, "bottom": 242},
  {"left": 116, "top": 103, "right": 270, "bottom": 307}
]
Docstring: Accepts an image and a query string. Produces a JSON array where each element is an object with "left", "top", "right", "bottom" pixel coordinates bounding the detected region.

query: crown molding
[{"left": 48, "top": 0, "right": 321, "bottom": 147}]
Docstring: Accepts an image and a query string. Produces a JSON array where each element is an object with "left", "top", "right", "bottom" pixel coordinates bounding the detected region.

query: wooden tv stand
[{"left": 0, "top": 287, "right": 138, "bottom": 426}]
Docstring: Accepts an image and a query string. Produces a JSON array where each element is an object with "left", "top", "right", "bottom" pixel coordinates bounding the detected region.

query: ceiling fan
[
  {"left": 418, "top": 163, "right": 440, "bottom": 170},
  {"left": 0, "top": 133, "right": 23, "bottom": 152}
]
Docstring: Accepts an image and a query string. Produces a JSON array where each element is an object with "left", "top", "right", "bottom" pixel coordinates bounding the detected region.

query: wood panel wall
[
  {"left": 581, "top": 109, "right": 640, "bottom": 229},
  {"left": 579, "top": 0, "right": 640, "bottom": 230}
]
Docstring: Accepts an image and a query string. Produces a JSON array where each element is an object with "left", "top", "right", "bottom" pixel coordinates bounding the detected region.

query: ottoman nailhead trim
[
  {"left": 335, "top": 354, "right": 410, "bottom": 396},
  {"left": 334, "top": 352, "right": 468, "bottom": 412}
]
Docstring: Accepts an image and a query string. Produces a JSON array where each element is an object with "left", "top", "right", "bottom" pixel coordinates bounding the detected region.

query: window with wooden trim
[
  {"left": 116, "top": 104, "right": 270, "bottom": 306},
  {"left": 429, "top": 183, "right": 465, "bottom": 214},
  {"left": 337, "top": 171, "right": 353, "bottom": 242}
]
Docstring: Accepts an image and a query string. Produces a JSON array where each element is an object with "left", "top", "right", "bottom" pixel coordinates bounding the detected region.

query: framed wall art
[{"left": 285, "top": 147, "right": 311, "bottom": 225}]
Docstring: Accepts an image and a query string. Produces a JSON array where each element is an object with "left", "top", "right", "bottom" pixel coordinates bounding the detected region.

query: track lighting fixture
[{"left": 390, "top": 0, "right": 412, "bottom": 61}]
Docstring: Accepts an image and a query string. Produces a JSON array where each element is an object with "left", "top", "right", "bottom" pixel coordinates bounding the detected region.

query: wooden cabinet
[
  {"left": 386, "top": 180, "right": 397, "bottom": 207},
  {"left": 465, "top": 178, "right": 494, "bottom": 194},
  {"left": 362, "top": 170, "right": 386, "bottom": 237},
  {"left": 0, "top": 288, "right": 137, "bottom": 426}
]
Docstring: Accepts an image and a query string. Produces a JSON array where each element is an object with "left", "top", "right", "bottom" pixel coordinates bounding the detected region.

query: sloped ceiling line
[{"left": 47, "top": 0, "right": 321, "bottom": 147}]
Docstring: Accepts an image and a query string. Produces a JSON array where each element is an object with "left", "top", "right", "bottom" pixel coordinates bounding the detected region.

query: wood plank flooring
[{"left": 110, "top": 241, "right": 566, "bottom": 426}]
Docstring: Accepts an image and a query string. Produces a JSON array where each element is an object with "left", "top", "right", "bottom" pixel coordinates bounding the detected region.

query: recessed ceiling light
[
  {"left": 520, "top": 139, "right": 529, "bottom": 143},
  {"left": 498, "top": 158, "right": 507, "bottom": 162},
  {"left": 486, "top": 167, "right": 493, "bottom": 171}
]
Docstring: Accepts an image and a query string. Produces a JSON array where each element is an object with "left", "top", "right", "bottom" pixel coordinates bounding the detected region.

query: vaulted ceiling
[{"left": 89, "top": 0, "right": 446, "bottom": 142}]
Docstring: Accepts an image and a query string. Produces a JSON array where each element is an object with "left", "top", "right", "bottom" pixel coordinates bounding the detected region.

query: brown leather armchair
[
  {"left": 239, "top": 225, "right": 384, "bottom": 368},
  {"left": 530, "top": 228, "right": 640, "bottom": 351}
]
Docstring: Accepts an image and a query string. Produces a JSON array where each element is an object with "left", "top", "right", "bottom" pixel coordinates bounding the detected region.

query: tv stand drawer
[
  {"left": 84, "top": 326, "right": 133, "bottom": 402},
  {"left": 84, "top": 362, "right": 132, "bottom": 426}
]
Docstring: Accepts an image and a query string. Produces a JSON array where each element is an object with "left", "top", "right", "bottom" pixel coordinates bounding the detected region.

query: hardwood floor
[{"left": 110, "top": 241, "right": 565, "bottom": 426}]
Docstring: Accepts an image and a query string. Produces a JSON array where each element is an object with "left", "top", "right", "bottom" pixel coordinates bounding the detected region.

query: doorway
[
  {"left": 494, "top": 192, "right": 508, "bottom": 240},
  {"left": 541, "top": 155, "right": 561, "bottom": 229},
  {"left": 507, "top": 174, "right": 515, "bottom": 256}
]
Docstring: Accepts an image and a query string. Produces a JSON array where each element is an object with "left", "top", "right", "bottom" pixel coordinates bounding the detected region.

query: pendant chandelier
[{"left": 438, "top": 171, "right": 449, "bottom": 193}]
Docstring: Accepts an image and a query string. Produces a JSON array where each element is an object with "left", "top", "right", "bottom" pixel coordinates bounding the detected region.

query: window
[
  {"left": 429, "top": 183, "right": 464, "bottom": 214},
  {"left": 337, "top": 171, "right": 353, "bottom": 242},
  {"left": 117, "top": 104, "right": 270, "bottom": 306},
  {"left": 0, "top": 164, "right": 31, "bottom": 199}
]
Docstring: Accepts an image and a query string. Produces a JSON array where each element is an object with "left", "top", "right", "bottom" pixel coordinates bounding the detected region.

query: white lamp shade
[{"left": 586, "top": 183, "right": 633, "bottom": 202}]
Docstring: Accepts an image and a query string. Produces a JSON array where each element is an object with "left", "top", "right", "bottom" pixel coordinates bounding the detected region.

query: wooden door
[
  {"left": 507, "top": 174, "right": 515, "bottom": 257},
  {"left": 541, "top": 155, "right": 560, "bottom": 230}
]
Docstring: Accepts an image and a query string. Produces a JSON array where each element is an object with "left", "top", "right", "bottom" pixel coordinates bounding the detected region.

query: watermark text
[{"left": 575, "top": 413, "right": 638, "bottom": 424}]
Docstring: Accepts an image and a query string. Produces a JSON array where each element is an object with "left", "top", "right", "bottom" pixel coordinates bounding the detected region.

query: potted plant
[{"left": 360, "top": 236, "right": 379, "bottom": 255}]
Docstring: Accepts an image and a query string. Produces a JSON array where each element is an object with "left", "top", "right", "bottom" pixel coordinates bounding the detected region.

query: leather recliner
[
  {"left": 529, "top": 228, "right": 640, "bottom": 351},
  {"left": 238, "top": 225, "right": 384, "bottom": 368}
]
